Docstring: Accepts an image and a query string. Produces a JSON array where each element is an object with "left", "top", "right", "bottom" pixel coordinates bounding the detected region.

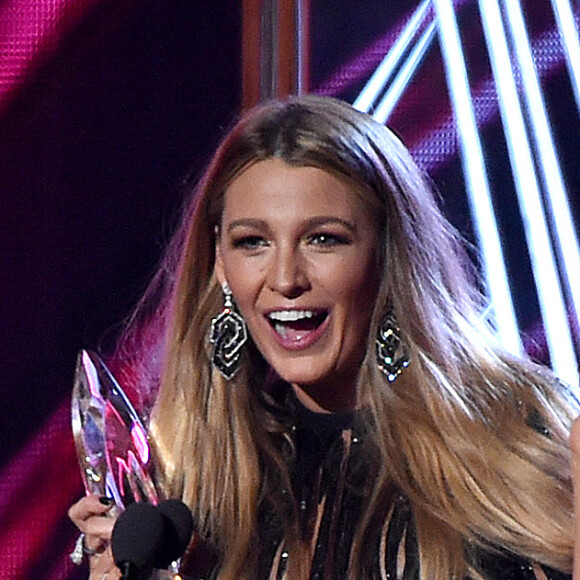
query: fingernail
[{"left": 99, "top": 496, "right": 114, "bottom": 506}]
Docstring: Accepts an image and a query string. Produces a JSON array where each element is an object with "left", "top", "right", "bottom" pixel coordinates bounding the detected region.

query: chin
[{"left": 272, "top": 363, "right": 335, "bottom": 389}]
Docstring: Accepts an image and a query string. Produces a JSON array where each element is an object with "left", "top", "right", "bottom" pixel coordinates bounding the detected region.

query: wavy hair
[{"left": 121, "top": 95, "right": 577, "bottom": 580}]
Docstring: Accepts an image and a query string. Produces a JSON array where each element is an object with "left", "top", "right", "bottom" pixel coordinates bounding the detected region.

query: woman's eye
[
  {"left": 308, "top": 232, "right": 350, "bottom": 246},
  {"left": 232, "top": 235, "right": 267, "bottom": 249}
]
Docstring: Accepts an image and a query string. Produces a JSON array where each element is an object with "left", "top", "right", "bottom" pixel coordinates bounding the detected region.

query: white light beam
[
  {"left": 478, "top": 0, "right": 578, "bottom": 386},
  {"left": 434, "top": 0, "right": 522, "bottom": 353},
  {"left": 504, "top": 0, "right": 580, "bottom": 342},
  {"left": 354, "top": 0, "right": 432, "bottom": 113}
]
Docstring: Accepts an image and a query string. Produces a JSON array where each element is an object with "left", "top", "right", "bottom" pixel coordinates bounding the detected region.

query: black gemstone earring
[
  {"left": 209, "top": 283, "right": 248, "bottom": 380},
  {"left": 375, "top": 311, "right": 410, "bottom": 382}
]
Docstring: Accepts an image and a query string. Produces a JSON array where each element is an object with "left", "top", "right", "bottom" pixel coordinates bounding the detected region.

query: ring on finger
[
  {"left": 83, "top": 536, "right": 102, "bottom": 557},
  {"left": 69, "top": 533, "right": 103, "bottom": 565},
  {"left": 70, "top": 533, "right": 86, "bottom": 565}
]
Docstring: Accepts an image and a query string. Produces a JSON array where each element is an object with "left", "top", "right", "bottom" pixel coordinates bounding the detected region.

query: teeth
[
  {"left": 268, "top": 310, "right": 317, "bottom": 322},
  {"left": 274, "top": 323, "right": 287, "bottom": 338}
]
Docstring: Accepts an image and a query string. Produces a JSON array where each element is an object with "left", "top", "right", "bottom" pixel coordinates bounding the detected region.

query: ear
[{"left": 214, "top": 233, "right": 227, "bottom": 288}]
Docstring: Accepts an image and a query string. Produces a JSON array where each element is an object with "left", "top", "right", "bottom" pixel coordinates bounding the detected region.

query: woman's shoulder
[{"left": 472, "top": 548, "right": 571, "bottom": 580}]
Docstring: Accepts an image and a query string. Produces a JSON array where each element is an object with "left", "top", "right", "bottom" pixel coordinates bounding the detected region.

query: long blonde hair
[{"left": 124, "top": 95, "right": 577, "bottom": 579}]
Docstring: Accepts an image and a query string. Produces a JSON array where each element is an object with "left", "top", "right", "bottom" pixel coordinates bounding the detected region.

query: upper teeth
[{"left": 268, "top": 310, "right": 317, "bottom": 322}]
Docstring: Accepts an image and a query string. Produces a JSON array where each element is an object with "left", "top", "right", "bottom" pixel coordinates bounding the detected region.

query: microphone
[
  {"left": 111, "top": 502, "right": 164, "bottom": 579},
  {"left": 111, "top": 500, "right": 194, "bottom": 579},
  {"left": 156, "top": 499, "right": 195, "bottom": 566}
]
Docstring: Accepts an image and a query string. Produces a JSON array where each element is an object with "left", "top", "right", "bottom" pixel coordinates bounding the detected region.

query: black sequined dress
[{"left": 183, "top": 391, "right": 571, "bottom": 580}]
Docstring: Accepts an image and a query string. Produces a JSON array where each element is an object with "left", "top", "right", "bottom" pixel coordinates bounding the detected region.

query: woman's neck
[{"left": 291, "top": 381, "right": 358, "bottom": 414}]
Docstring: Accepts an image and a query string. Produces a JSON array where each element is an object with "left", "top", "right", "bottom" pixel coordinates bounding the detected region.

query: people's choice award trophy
[
  {"left": 71, "top": 349, "right": 161, "bottom": 509},
  {"left": 71, "top": 350, "right": 195, "bottom": 577}
]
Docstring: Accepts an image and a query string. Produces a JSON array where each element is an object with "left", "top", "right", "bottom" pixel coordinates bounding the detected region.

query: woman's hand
[{"left": 68, "top": 494, "right": 121, "bottom": 579}]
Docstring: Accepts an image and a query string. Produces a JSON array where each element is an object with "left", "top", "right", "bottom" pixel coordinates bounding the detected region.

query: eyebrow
[{"left": 226, "top": 216, "right": 358, "bottom": 234}]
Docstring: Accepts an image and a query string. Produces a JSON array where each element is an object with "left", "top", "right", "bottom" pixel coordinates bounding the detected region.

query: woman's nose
[{"left": 266, "top": 247, "right": 310, "bottom": 298}]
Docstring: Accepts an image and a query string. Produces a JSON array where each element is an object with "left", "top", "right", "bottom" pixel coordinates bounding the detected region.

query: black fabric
[{"left": 183, "top": 392, "right": 572, "bottom": 580}]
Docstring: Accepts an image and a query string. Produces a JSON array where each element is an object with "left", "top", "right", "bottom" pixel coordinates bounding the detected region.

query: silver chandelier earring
[
  {"left": 375, "top": 311, "right": 410, "bottom": 382},
  {"left": 209, "top": 283, "right": 248, "bottom": 380}
]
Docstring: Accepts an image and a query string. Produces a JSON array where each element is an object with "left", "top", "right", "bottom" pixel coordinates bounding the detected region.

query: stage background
[{"left": 0, "top": 0, "right": 578, "bottom": 578}]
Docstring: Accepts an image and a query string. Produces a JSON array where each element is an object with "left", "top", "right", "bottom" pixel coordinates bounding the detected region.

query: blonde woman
[{"left": 69, "top": 95, "right": 580, "bottom": 580}]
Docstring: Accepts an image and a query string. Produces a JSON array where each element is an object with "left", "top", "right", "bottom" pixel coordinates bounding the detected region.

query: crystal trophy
[{"left": 71, "top": 349, "right": 160, "bottom": 508}]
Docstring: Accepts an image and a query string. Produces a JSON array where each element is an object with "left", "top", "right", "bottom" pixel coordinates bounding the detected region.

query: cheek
[
  {"left": 227, "top": 282, "right": 254, "bottom": 313},
  {"left": 221, "top": 255, "right": 259, "bottom": 293},
  {"left": 335, "top": 262, "right": 380, "bottom": 334},
  {"left": 224, "top": 269, "right": 263, "bottom": 320},
  {"left": 337, "top": 258, "right": 379, "bottom": 302}
]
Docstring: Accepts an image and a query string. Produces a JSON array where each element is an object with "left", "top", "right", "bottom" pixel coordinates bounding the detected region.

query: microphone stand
[{"left": 118, "top": 561, "right": 151, "bottom": 580}]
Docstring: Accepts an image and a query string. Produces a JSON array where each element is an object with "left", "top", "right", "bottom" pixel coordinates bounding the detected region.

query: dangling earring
[
  {"left": 209, "top": 283, "right": 248, "bottom": 380},
  {"left": 375, "top": 311, "right": 410, "bottom": 382}
]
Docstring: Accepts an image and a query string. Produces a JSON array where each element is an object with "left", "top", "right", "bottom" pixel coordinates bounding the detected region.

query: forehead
[{"left": 222, "top": 158, "right": 374, "bottom": 225}]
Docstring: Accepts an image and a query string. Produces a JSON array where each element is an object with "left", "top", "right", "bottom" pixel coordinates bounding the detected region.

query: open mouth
[{"left": 267, "top": 309, "right": 329, "bottom": 340}]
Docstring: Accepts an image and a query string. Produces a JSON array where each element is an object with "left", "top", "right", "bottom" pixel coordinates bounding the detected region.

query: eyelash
[
  {"left": 230, "top": 231, "right": 352, "bottom": 250},
  {"left": 231, "top": 235, "right": 267, "bottom": 249},
  {"left": 307, "top": 232, "right": 351, "bottom": 246}
]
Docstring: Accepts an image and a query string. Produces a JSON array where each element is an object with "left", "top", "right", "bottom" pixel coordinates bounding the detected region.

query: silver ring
[
  {"left": 69, "top": 533, "right": 86, "bottom": 565},
  {"left": 69, "top": 533, "right": 101, "bottom": 565},
  {"left": 83, "top": 539, "right": 101, "bottom": 557}
]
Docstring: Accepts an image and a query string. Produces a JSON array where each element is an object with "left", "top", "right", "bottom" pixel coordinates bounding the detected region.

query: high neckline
[{"left": 288, "top": 386, "right": 355, "bottom": 435}]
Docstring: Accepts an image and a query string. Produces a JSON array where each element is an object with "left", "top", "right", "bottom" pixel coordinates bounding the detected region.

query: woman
[{"left": 69, "top": 95, "right": 580, "bottom": 580}]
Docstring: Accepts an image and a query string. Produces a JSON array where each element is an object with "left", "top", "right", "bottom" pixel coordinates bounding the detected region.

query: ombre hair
[{"left": 119, "top": 95, "right": 577, "bottom": 580}]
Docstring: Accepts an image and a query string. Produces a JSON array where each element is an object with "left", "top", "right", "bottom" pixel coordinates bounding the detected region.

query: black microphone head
[
  {"left": 154, "top": 499, "right": 195, "bottom": 568},
  {"left": 158, "top": 499, "right": 194, "bottom": 552},
  {"left": 111, "top": 502, "right": 165, "bottom": 571}
]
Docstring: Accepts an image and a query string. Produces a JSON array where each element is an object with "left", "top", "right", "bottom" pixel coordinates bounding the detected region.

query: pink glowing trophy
[{"left": 71, "top": 350, "right": 160, "bottom": 509}]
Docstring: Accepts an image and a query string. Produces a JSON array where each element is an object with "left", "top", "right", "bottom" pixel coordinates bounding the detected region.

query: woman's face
[{"left": 215, "top": 158, "right": 380, "bottom": 412}]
